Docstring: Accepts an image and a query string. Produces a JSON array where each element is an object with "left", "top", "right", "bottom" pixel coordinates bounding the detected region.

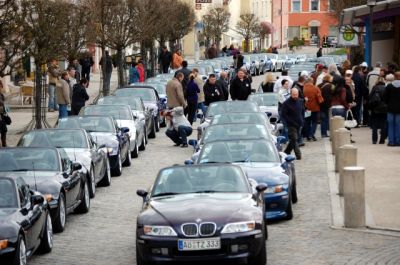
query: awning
[
  {"left": 260, "top": 21, "right": 275, "bottom": 35},
  {"left": 341, "top": 0, "right": 400, "bottom": 26},
  {"left": 308, "top": 20, "right": 321, "bottom": 27}
]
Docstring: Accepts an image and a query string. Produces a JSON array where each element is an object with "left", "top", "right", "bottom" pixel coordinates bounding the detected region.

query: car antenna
[{"left": 32, "top": 162, "right": 38, "bottom": 191}]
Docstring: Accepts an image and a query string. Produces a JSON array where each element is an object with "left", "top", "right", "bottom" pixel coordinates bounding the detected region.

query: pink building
[{"left": 272, "top": 0, "right": 289, "bottom": 48}]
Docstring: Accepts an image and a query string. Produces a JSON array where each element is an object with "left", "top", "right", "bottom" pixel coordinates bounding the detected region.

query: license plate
[{"left": 178, "top": 237, "right": 221, "bottom": 251}]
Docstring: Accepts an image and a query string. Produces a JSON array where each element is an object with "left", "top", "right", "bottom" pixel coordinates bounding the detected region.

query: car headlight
[
  {"left": 221, "top": 221, "right": 255, "bottom": 234},
  {"left": 143, "top": 225, "right": 177, "bottom": 236},
  {"left": 0, "top": 239, "right": 8, "bottom": 250},
  {"left": 265, "top": 185, "right": 283, "bottom": 194}
]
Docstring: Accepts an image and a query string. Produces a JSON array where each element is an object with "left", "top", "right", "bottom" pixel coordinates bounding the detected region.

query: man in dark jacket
[
  {"left": 175, "top": 61, "right": 191, "bottom": 93},
  {"left": 383, "top": 72, "right": 400, "bottom": 146},
  {"left": 230, "top": 69, "right": 252, "bottom": 100},
  {"left": 99, "top": 51, "right": 114, "bottom": 93},
  {"left": 281, "top": 88, "right": 304, "bottom": 160},
  {"left": 203, "top": 74, "right": 224, "bottom": 106},
  {"left": 79, "top": 53, "right": 94, "bottom": 82},
  {"left": 158, "top": 46, "right": 172, "bottom": 73},
  {"left": 352, "top": 66, "right": 368, "bottom": 125},
  {"left": 71, "top": 78, "right": 89, "bottom": 115},
  {"left": 217, "top": 71, "right": 229, "bottom": 100}
]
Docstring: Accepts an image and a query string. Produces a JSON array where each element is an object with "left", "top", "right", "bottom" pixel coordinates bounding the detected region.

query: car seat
[
  {"left": 165, "top": 170, "right": 192, "bottom": 194},
  {"left": 205, "top": 142, "right": 232, "bottom": 163}
]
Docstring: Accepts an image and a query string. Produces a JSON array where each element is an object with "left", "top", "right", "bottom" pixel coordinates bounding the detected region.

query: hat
[
  {"left": 300, "top": 70, "right": 309, "bottom": 77},
  {"left": 345, "top": 70, "right": 353, "bottom": 75},
  {"left": 360, "top": 62, "right": 368, "bottom": 68},
  {"left": 317, "top": 64, "right": 324, "bottom": 70}
]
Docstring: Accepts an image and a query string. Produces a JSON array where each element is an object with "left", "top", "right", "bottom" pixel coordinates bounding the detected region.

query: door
[{"left": 59, "top": 149, "right": 81, "bottom": 208}]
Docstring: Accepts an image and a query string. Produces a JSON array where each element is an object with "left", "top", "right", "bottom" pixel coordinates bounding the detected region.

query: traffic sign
[{"left": 338, "top": 26, "right": 359, "bottom": 46}]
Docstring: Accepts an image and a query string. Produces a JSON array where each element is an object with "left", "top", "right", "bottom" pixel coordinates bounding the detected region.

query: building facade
[
  {"left": 272, "top": 0, "right": 289, "bottom": 49},
  {"left": 288, "top": 0, "right": 338, "bottom": 45}
]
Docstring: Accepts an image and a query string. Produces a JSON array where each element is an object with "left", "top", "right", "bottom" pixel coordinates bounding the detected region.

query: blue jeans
[
  {"left": 58, "top": 104, "right": 68, "bottom": 119},
  {"left": 387, "top": 113, "right": 400, "bottom": 145},
  {"left": 306, "top": 111, "right": 318, "bottom": 138},
  {"left": 197, "top": 102, "right": 207, "bottom": 115},
  {"left": 165, "top": 126, "right": 193, "bottom": 145},
  {"left": 331, "top": 106, "right": 346, "bottom": 119},
  {"left": 297, "top": 127, "right": 304, "bottom": 144},
  {"left": 320, "top": 110, "right": 329, "bottom": 137},
  {"left": 48, "top": 84, "right": 57, "bottom": 110}
]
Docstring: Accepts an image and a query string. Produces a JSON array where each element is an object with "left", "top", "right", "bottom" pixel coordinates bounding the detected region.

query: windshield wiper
[
  {"left": 152, "top": 192, "right": 180, "bottom": 197},
  {"left": 10, "top": 169, "right": 30, "bottom": 171},
  {"left": 194, "top": 190, "right": 222, "bottom": 193}
]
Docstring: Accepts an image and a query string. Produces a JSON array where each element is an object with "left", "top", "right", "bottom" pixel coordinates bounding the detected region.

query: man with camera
[{"left": 163, "top": 107, "right": 192, "bottom": 148}]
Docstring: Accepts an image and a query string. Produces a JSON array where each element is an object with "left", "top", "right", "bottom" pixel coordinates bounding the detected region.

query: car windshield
[
  {"left": 114, "top": 88, "right": 157, "bottom": 101},
  {"left": 250, "top": 55, "right": 259, "bottom": 62},
  {"left": 152, "top": 165, "right": 249, "bottom": 196},
  {"left": 248, "top": 93, "right": 279, "bottom": 107},
  {"left": 277, "top": 55, "right": 287, "bottom": 60},
  {"left": 82, "top": 105, "right": 132, "bottom": 120},
  {"left": 0, "top": 149, "right": 60, "bottom": 171},
  {"left": 211, "top": 113, "right": 268, "bottom": 125},
  {"left": 206, "top": 102, "right": 258, "bottom": 118},
  {"left": 19, "top": 130, "right": 88, "bottom": 149},
  {"left": 202, "top": 124, "right": 270, "bottom": 143},
  {"left": 0, "top": 179, "right": 18, "bottom": 208},
  {"left": 198, "top": 140, "right": 279, "bottom": 164},
  {"left": 98, "top": 96, "right": 142, "bottom": 110},
  {"left": 59, "top": 117, "right": 115, "bottom": 133},
  {"left": 145, "top": 83, "right": 166, "bottom": 95}
]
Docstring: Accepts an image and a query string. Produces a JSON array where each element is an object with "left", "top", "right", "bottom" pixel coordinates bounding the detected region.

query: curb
[{"left": 324, "top": 138, "right": 400, "bottom": 237}]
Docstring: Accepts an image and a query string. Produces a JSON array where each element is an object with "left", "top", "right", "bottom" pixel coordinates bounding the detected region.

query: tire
[
  {"left": 285, "top": 196, "right": 293, "bottom": 220},
  {"left": 112, "top": 153, "right": 122, "bottom": 176},
  {"left": 148, "top": 121, "right": 156, "bottom": 139},
  {"left": 139, "top": 133, "right": 146, "bottom": 151},
  {"left": 14, "top": 235, "right": 27, "bottom": 265},
  {"left": 124, "top": 144, "right": 133, "bottom": 165},
  {"left": 75, "top": 180, "right": 90, "bottom": 214},
  {"left": 53, "top": 193, "right": 66, "bottom": 233},
  {"left": 131, "top": 140, "right": 139, "bottom": 159},
  {"left": 136, "top": 244, "right": 154, "bottom": 265},
  {"left": 291, "top": 180, "right": 298, "bottom": 204},
  {"left": 155, "top": 117, "right": 160, "bottom": 132},
  {"left": 247, "top": 239, "right": 266, "bottom": 265},
  {"left": 88, "top": 167, "right": 96, "bottom": 199},
  {"left": 38, "top": 213, "right": 53, "bottom": 253},
  {"left": 160, "top": 116, "right": 166, "bottom": 127},
  {"left": 99, "top": 158, "right": 111, "bottom": 187}
]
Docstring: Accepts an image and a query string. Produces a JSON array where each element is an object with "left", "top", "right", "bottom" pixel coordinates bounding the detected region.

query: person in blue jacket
[{"left": 129, "top": 62, "right": 140, "bottom": 84}]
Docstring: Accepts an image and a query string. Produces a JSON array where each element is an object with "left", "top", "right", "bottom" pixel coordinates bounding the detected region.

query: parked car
[
  {"left": 0, "top": 176, "right": 53, "bottom": 264},
  {"left": 0, "top": 147, "right": 90, "bottom": 233},
  {"left": 249, "top": 55, "right": 262, "bottom": 75},
  {"left": 247, "top": 93, "right": 280, "bottom": 124},
  {"left": 195, "top": 139, "right": 297, "bottom": 220},
  {"left": 136, "top": 164, "right": 267, "bottom": 265},
  {"left": 58, "top": 115, "right": 131, "bottom": 176},
  {"left": 80, "top": 104, "right": 139, "bottom": 158},
  {"left": 17, "top": 129, "right": 111, "bottom": 198}
]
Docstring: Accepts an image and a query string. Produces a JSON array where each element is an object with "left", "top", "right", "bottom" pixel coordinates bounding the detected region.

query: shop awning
[
  {"left": 260, "top": 21, "right": 275, "bottom": 35},
  {"left": 340, "top": 0, "right": 400, "bottom": 26},
  {"left": 308, "top": 20, "right": 321, "bottom": 27}
]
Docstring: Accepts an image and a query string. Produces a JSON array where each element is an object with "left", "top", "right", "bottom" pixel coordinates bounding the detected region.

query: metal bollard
[
  {"left": 337, "top": 145, "right": 357, "bottom": 195},
  {"left": 334, "top": 128, "right": 351, "bottom": 170},
  {"left": 343, "top": 166, "right": 366, "bottom": 228}
]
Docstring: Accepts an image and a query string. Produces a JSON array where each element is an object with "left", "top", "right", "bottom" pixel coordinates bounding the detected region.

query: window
[
  {"left": 310, "top": 0, "right": 319, "bottom": 11},
  {"left": 292, "top": 0, "right": 301, "bottom": 12}
]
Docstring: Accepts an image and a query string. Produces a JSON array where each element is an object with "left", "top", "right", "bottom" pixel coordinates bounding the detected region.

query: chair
[{"left": 20, "top": 85, "right": 34, "bottom": 106}]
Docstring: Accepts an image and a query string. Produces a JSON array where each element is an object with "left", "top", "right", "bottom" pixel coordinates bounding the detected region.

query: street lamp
[{"left": 367, "top": 0, "right": 376, "bottom": 68}]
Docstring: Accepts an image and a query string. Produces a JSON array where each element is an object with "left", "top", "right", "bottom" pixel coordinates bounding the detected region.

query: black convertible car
[
  {"left": 136, "top": 164, "right": 267, "bottom": 265},
  {"left": 0, "top": 147, "right": 90, "bottom": 233},
  {"left": 0, "top": 176, "right": 53, "bottom": 264}
]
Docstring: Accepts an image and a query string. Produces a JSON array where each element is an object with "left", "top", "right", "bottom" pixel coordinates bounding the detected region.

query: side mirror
[
  {"left": 132, "top": 114, "right": 138, "bottom": 120},
  {"left": 72, "top": 162, "right": 82, "bottom": 171},
  {"left": 256, "top": 183, "right": 268, "bottom": 193},
  {"left": 121, "top": 127, "right": 130, "bottom": 133},
  {"left": 196, "top": 113, "right": 204, "bottom": 120},
  {"left": 277, "top": 136, "right": 287, "bottom": 145},
  {"left": 31, "top": 194, "right": 44, "bottom": 205},
  {"left": 285, "top": 155, "right": 296, "bottom": 163},
  {"left": 188, "top": 139, "right": 198, "bottom": 147},
  {"left": 160, "top": 98, "right": 167, "bottom": 103},
  {"left": 184, "top": 159, "right": 194, "bottom": 165},
  {"left": 136, "top": 189, "right": 148, "bottom": 198},
  {"left": 266, "top": 112, "right": 272, "bottom": 117}
]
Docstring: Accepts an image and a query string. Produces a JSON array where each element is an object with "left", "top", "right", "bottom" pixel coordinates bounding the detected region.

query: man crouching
[{"left": 163, "top": 107, "right": 192, "bottom": 147}]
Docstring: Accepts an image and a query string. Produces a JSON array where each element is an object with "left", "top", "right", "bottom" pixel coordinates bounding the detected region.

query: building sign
[
  {"left": 195, "top": 0, "right": 212, "bottom": 3},
  {"left": 195, "top": 3, "right": 201, "bottom": 9},
  {"left": 338, "top": 26, "right": 359, "bottom": 46}
]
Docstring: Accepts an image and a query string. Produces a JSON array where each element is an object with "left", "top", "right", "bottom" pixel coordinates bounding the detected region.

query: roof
[{"left": 341, "top": 0, "right": 400, "bottom": 26}]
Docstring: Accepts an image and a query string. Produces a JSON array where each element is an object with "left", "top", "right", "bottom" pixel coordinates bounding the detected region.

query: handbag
[
  {"left": 344, "top": 109, "right": 357, "bottom": 128},
  {"left": 1, "top": 114, "right": 11, "bottom": 125}
]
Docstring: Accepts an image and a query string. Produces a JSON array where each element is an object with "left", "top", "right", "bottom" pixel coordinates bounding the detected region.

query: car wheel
[
  {"left": 136, "top": 244, "right": 154, "bottom": 265},
  {"left": 285, "top": 196, "right": 293, "bottom": 220},
  {"left": 75, "top": 180, "right": 90, "bottom": 214},
  {"left": 131, "top": 140, "right": 139, "bottom": 159},
  {"left": 99, "top": 158, "right": 111, "bottom": 187},
  {"left": 247, "top": 238, "right": 266, "bottom": 265},
  {"left": 139, "top": 133, "right": 146, "bottom": 151},
  {"left": 291, "top": 179, "right": 298, "bottom": 204},
  {"left": 112, "top": 153, "right": 122, "bottom": 176},
  {"left": 14, "top": 235, "right": 27, "bottom": 265},
  {"left": 148, "top": 121, "right": 156, "bottom": 139},
  {"left": 155, "top": 117, "right": 160, "bottom": 132},
  {"left": 53, "top": 193, "right": 66, "bottom": 233},
  {"left": 160, "top": 116, "right": 166, "bottom": 127},
  {"left": 38, "top": 213, "right": 53, "bottom": 253},
  {"left": 123, "top": 144, "right": 133, "bottom": 165},
  {"left": 88, "top": 167, "right": 96, "bottom": 199}
]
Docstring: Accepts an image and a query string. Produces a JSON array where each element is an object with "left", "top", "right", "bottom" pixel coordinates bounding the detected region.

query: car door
[
  {"left": 87, "top": 135, "right": 102, "bottom": 182},
  {"left": 142, "top": 100, "right": 153, "bottom": 133},
  {"left": 59, "top": 149, "right": 81, "bottom": 208}
]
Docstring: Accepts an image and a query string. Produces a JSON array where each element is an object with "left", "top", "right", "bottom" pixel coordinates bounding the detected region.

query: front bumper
[
  {"left": 265, "top": 191, "right": 290, "bottom": 220},
  {"left": 136, "top": 231, "right": 264, "bottom": 262}
]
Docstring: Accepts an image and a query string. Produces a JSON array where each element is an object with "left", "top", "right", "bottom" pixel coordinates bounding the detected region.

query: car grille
[
  {"left": 199, "top": 223, "right": 216, "bottom": 236},
  {"left": 182, "top": 223, "right": 198, "bottom": 237}
]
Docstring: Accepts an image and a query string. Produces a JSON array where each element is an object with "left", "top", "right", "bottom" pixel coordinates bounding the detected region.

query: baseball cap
[
  {"left": 345, "top": 70, "right": 353, "bottom": 75},
  {"left": 300, "top": 70, "right": 309, "bottom": 77},
  {"left": 360, "top": 62, "right": 368, "bottom": 68},
  {"left": 317, "top": 64, "right": 324, "bottom": 70}
]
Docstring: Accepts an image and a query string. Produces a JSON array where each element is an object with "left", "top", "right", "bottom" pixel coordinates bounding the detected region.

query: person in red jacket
[
  {"left": 137, "top": 60, "right": 145, "bottom": 83},
  {"left": 303, "top": 77, "right": 323, "bottom": 141}
]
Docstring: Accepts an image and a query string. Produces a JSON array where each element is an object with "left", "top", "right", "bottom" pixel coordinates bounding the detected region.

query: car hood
[
  {"left": 90, "top": 132, "right": 119, "bottom": 147},
  {"left": 260, "top": 106, "right": 278, "bottom": 113},
  {"left": 64, "top": 148, "right": 91, "bottom": 171},
  {"left": 234, "top": 162, "right": 289, "bottom": 186},
  {"left": 141, "top": 193, "right": 261, "bottom": 225},
  {"left": 117, "top": 120, "right": 137, "bottom": 135},
  {"left": 0, "top": 208, "right": 20, "bottom": 239},
  {"left": 0, "top": 171, "right": 62, "bottom": 198}
]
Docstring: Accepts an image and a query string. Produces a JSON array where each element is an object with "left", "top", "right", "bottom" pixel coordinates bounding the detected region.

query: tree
[
  {"left": 330, "top": 0, "right": 365, "bottom": 20},
  {"left": 201, "top": 7, "right": 230, "bottom": 49},
  {"left": 236, "top": 13, "right": 261, "bottom": 53}
]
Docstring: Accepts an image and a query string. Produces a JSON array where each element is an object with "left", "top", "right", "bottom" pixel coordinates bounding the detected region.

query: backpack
[{"left": 368, "top": 89, "right": 382, "bottom": 109}]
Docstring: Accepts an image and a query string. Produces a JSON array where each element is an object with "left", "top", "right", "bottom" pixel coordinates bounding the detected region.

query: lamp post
[{"left": 367, "top": 0, "right": 376, "bottom": 68}]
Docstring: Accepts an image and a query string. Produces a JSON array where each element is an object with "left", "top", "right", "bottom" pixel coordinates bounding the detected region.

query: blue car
[{"left": 195, "top": 139, "right": 297, "bottom": 220}]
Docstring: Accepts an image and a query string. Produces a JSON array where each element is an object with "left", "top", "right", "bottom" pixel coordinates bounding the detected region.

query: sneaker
[
  {"left": 299, "top": 143, "right": 305, "bottom": 147},
  {"left": 173, "top": 143, "right": 181, "bottom": 147},
  {"left": 181, "top": 144, "right": 188, "bottom": 148},
  {"left": 311, "top": 136, "right": 317, "bottom": 141},
  {"left": 379, "top": 140, "right": 385, "bottom": 144},
  {"left": 296, "top": 156, "right": 301, "bottom": 160},
  {"left": 372, "top": 142, "right": 377, "bottom": 144}
]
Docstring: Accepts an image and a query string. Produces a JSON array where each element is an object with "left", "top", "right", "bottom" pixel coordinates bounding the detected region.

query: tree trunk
[
  {"left": 116, "top": 48, "right": 125, "bottom": 88},
  {"left": 34, "top": 63, "right": 42, "bottom": 129},
  {"left": 101, "top": 47, "right": 109, "bottom": 96},
  {"left": 149, "top": 44, "right": 155, "bottom": 78},
  {"left": 244, "top": 38, "right": 250, "bottom": 53}
]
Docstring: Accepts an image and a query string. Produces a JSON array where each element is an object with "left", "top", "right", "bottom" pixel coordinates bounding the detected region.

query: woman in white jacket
[{"left": 164, "top": 107, "right": 193, "bottom": 147}]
